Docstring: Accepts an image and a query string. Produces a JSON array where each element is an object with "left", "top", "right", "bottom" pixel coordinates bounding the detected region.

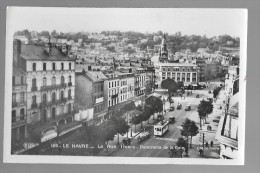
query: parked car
[
  {"left": 177, "top": 103, "right": 182, "bottom": 110},
  {"left": 138, "top": 132, "right": 151, "bottom": 143},
  {"left": 169, "top": 106, "right": 175, "bottom": 111},
  {"left": 157, "top": 114, "right": 164, "bottom": 121},
  {"left": 169, "top": 116, "right": 176, "bottom": 124},
  {"left": 185, "top": 104, "right": 191, "bottom": 111},
  {"left": 207, "top": 98, "right": 213, "bottom": 103},
  {"left": 196, "top": 95, "right": 200, "bottom": 98}
]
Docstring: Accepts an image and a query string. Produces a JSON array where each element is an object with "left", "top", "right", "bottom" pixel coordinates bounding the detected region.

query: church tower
[{"left": 159, "top": 33, "right": 168, "bottom": 62}]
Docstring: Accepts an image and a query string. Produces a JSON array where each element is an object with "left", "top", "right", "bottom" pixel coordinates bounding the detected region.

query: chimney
[{"left": 13, "top": 39, "right": 21, "bottom": 66}]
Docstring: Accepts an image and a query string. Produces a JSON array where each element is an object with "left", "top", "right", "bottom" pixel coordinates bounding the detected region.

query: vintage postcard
[{"left": 3, "top": 7, "right": 247, "bottom": 164}]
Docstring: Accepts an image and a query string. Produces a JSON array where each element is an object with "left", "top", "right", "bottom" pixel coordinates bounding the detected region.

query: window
[
  {"left": 52, "top": 77, "right": 56, "bottom": 85},
  {"left": 32, "top": 78, "right": 37, "bottom": 87},
  {"left": 43, "top": 77, "right": 47, "bottom": 86},
  {"left": 12, "top": 110, "right": 16, "bottom": 123},
  {"left": 109, "top": 82, "right": 111, "bottom": 88},
  {"left": 20, "top": 108, "right": 25, "bottom": 120},
  {"left": 101, "top": 85, "right": 103, "bottom": 91},
  {"left": 21, "top": 75, "right": 24, "bottom": 84},
  {"left": 61, "top": 76, "right": 65, "bottom": 85},
  {"left": 12, "top": 76, "right": 15, "bottom": 85},
  {"left": 108, "top": 100, "right": 111, "bottom": 107},
  {"left": 112, "top": 81, "right": 114, "bottom": 87},
  {"left": 69, "top": 63, "right": 71, "bottom": 70},
  {"left": 60, "top": 90, "right": 64, "bottom": 100},
  {"left": 52, "top": 92, "right": 56, "bottom": 102},
  {"left": 33, "top": 63, "right": 36, "bottom": 71},
  {"left": 61, "top": 63, "right": 64, "bottom": 70},
  {"left": 114, "top": 81, "right": 116, "bottom": 87},
  {"left": 12, "top": 93, "right": 16, "bottom": 103},
  {"left": 32, "top": 95, "right": 36, "bottom": 104},
  {"left": 43, "top": 93, "right": 47, "bottom": 103},
  {"left": 52, "top": 63, "right": 55, "bottom": 70},
  {"left": 43, "top": 63, "right": 46, "bottom": 71},
  {"left": 20, "top": 92, "right": 25, "bottom": 103},
  {"left": 68, "top": 89, "right": 71, "bottom": 98},
  {"left": 69, "top": 75, "right": 72, "bottom": 83}
]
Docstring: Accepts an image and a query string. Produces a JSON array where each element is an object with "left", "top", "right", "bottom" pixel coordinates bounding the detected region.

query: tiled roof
[
  {"left": 20, "top": 44, "right": 74, "bottom": 61},
  {"left": 85, "top": 71, "right": 108, "bottom": 82}
]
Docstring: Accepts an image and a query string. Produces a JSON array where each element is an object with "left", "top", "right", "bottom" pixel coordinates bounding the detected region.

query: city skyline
[{"left": 7, "top": 7, "right": 246, "bottom": 38}]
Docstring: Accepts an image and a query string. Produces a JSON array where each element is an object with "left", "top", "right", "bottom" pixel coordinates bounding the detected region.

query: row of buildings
[
  {"left": 216, "top": 65, "right": 239, "bottom": 159},
  {"left": 12, "top": 40, "right": 77, "bottom": 153}
]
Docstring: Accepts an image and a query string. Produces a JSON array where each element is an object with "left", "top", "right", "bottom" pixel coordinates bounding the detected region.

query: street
[{"left": 104, "top": 82, "right": 223, "bottom": 158}]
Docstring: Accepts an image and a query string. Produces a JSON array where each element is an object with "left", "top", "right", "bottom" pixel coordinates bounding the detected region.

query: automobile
[
  {"left": 157, "top": 114, "right": 164, "bottom": 121},
  {"left": 122, "top": 138, "right": 131, "bottom": 146},
  {"left": 196, "top": 95, "right": 200, "bottom": 98},
  {"left": 169, "top": 106, "right": 175, "bottom": 111},
  {"left": 138, "top": 131, "right": 151, "bottom": 143},
  {"left": 185, "top": 104, "right": 191, "bottom": 111},
  {"left": 177, "top": 103, "right": 182, "bottom": 110},
  {"left": 169, "top": 116, "right": 176, "bottom": 124},
  {"left": 207, "top": 98, "right": 213, "bottom": 103}
]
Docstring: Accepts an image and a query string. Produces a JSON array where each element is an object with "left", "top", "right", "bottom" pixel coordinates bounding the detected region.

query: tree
[
  {"left": 189, "top": 121, "right": 199, "bottom": 148},
  {"left": 97, "top": 120, "right": 116, "bottom": 146},
  {"left": 176, "top": 137, "right": 188, "bottom": 158},
  {"left": 136, "top": 105, "right": 143, "bottom": 111},
  {"left": 106, "top": 46, "right": 116, "bottom": 52},
  {"left": 51, "top": 30, "right": 58, "bottom": 38},
  {"left": 39, "top": 30, "right": 50, "bottom": 38},
  {"left": 123, "top": 101, "right": 136, "bottom": 137},
  {"left": 213, "top": 87, "right": 221, "bottom": 99},
  {"left": 181, "top": 118, "right": 191, "bottom": 155},
  {"left": 130, "top": 115, "right": 141, "bottom": 133},
  {"left": 145, "top": 96, "right": 163, "bottom": 119},
  {"left": 110, "top": 116, "right": 129, "bottom": 144},
  {"left": 161, "top": 78, "right": 180, "bottom": 97},
  {"left": 197, "top": 100, "right": 213, "bottom": 128},
  {"left": 181, "top": 118, "right": 199, "bottom": 149}
]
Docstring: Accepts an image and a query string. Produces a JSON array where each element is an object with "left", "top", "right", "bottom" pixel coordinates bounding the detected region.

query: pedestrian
[
  {"left": 199, "top": 149, "right": 203, "bottom": 157},
  {"left": 211, "top": 140, "right": 213, "bottom": 147},
  {"left": 205, "top": 141, "right": 209, "bottom": 147}
]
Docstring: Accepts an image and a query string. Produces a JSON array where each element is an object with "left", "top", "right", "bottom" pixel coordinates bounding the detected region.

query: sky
[{"left": 7, "top": 7, "right": 247, "bottom": 38}]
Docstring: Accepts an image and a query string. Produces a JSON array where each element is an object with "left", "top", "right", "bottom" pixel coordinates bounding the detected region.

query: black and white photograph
[{"left": 3, "top": 7, "right": 247, "bottom": 164}]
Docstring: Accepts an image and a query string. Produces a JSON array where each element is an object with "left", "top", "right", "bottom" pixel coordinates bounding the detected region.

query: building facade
[
  {"left": 12, "top": 66, "right": 28, "bottom": 152},
  {"left": 13, "top": 39, "right": 76, "bottom": 143},
  {"left": 156, "top": 63, "right": 198, "bottom": 87},
  {"left": 75, "top": 71, "right": 107, "bottom": 124}
]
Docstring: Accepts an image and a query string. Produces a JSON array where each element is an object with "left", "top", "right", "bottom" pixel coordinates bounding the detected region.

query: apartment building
[{"left": 13, "top": 39, "right": 76, "bottom": 142}]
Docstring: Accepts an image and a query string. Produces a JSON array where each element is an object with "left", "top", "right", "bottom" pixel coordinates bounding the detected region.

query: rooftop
[
  {"left": 20, "top": 44, "right": 74, "bottom": 61},
  {"left": 85, "top": 71, "right": 108, "bottom": 82}
]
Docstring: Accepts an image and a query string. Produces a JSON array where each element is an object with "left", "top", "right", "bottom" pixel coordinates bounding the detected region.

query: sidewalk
[
  {"left": 99, "top": 114, "right": 159, "bottom": 156},
  {"left": 186, "top": 89, "right": 226, "bottom": 158}
]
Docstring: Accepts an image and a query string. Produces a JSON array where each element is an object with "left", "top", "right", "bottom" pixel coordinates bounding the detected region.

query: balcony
[
  {"left": 68, "top": 96, "right": 72, "bottom": 100},
  {"left": 12, "top": 101, "right": 25, "bottom": 107},
  {"left": 12, "top": 116, "right": 26, "bottom": 127},
  {"left": 40, "top": 98, "right": 68, "bottom": 108},
  {"left": 31, "top": 103, "right": 38, "bottom": 109},
  {"left": 31, "top": 86, "right": 38, "bottom": 92},
  {"left": 111, "top": 93, "right": 118, "bottom": 99},
  {"left": 41, "top": 83, "right": 67, "bottom": 91},
  {"left": 68, "top": 82, "right": 72, "bottom": 87},
  {"left": 12, "top": 102, "right": 18, "bottom": 107},
  {"left": 137, "top": 92, "right": 144, "bottom": 96}
]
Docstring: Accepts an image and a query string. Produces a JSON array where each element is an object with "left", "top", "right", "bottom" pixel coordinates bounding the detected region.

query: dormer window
[
  {"left": 33, "top": 63, "right": 36, "bottom": 71},
  {"left": 52, "top": 63, "right": 55, "bottom": 70}
]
